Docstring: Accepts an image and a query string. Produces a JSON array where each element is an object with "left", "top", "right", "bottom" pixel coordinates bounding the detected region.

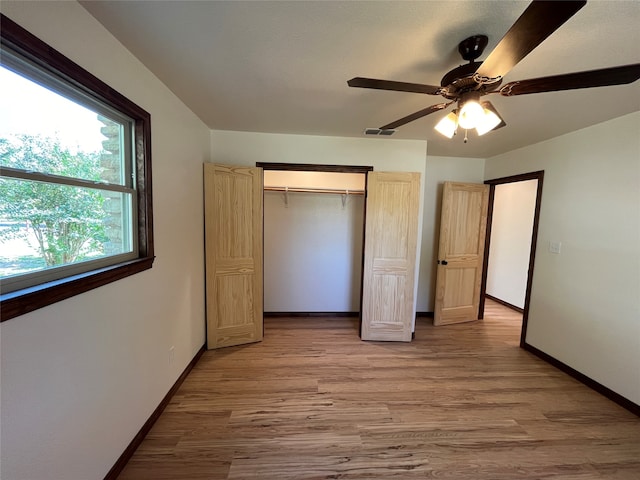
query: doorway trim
[{"left": 479, "top": 170, "right": 544, "bottom": 347}]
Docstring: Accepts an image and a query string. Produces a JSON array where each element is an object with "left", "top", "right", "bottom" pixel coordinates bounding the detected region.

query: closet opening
[{"left": 257, "top": 163, "right": 372, "bottom": 332}]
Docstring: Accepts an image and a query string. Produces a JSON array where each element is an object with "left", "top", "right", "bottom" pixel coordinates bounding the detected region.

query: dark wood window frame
[{"left": 0, "top": 14, "right": 154, "bottom": 322}]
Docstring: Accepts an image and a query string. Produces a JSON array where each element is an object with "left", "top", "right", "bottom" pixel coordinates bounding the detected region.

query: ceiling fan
[{"left": 347, "top": 0, "right": 640, "bottom": 142}]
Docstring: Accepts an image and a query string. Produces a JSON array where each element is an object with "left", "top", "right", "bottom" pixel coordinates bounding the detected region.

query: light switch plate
[{"left": 549, "top": 241, "right": 562, "bottom": 254}]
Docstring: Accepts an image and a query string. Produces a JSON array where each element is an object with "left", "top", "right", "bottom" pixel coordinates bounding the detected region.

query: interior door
[
  {"left": 204, "top": 163, "right": 263, "bottom": 349},
  {"left": 434, "top": 181, "right": 489, "bottom": 326},
  {"left": 361, "top": 171, "right": 421, "bottom": 342}
]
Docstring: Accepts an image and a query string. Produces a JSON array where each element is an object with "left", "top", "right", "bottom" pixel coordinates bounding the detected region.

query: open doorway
[{"left": 480, "top": 171, "right": 544, "bottom": 347}]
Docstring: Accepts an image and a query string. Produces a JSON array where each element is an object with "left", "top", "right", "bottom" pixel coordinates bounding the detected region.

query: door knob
[{"left": 438, "top": 260, "right": 448, "bottom": 265}]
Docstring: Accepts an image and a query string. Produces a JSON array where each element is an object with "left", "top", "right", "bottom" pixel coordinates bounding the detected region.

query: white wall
[
  {"left": 264, "top": 191, "right": 364, "bottom": 311},
  {"left": 486, "top": 180, "right": 538, "bottom": 309},
  {"left": 421, "top": 155, "right": 486, "bottom": 311},
  {"left": 485, "top": 112, "right": 640, "bottom": 404},
  {"left": 0, "top": 3, "right": 210, "bottom": 479},
  {"left": 211, "top": 132, "right": 487, "bottom": 314},
  {"left": 211, "top": 130, "right": 427, "bottom": 319}
]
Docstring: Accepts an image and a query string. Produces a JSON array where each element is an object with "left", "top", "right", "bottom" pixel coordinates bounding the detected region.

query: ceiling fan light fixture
[
  {"left": 457, "top": 92, "right": 484, "bottom": 129},
  {"left": 434, "top": 111, "right": 458, "bottom": 138},
  {"left": 348, "top": 2, "right": 640, "bottom": 143},
  {"left": 476, "top": 108, "right": 502, "bottom": 136}
]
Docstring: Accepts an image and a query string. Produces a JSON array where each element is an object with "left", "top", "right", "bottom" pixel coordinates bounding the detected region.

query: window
[{"left": 0, "top": 14, "right": 154, "bottom": 321}]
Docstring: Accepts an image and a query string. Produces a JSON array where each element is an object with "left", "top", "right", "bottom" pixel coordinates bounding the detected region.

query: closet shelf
[
  {"left": 264, "top": 186, "right": 365, "bottom": 195},
  {"left": 264, "top": 185, "right": 364, "bottom": 207}
]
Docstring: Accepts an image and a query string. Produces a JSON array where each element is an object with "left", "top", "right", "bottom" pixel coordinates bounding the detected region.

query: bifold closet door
[
  {"left": 204, "top": 163, "right": 263, "bottom": 349},
  {"left": 361, "top": 171, "right": 421, "bottom": 342}
]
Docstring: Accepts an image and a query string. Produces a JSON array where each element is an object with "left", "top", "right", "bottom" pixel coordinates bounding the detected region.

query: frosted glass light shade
[
  {"left": 457, "top": 100, "right": 484, "bottom": 129},
  {"left": 434, "top": 112, "right": 458, "bottom": 138},
  {"left": 476, "top": 108, "right": 502, "bottom": 136}
]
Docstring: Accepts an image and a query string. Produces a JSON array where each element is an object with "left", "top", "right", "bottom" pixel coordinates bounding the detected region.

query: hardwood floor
[{"left": 117, "top": 300, "right": 640, "bottom": 479}]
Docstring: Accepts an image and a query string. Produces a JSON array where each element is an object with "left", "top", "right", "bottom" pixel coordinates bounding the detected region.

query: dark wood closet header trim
[{"left": 256, "top": 162, "right": 373, "bottom": 174}]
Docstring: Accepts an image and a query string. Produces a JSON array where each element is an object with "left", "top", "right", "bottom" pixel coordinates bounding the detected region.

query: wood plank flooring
[{"left": 117, "top": 300, "right": 640, "bottom": 479}]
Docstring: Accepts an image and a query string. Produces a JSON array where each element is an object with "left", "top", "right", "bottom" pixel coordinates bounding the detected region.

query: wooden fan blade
[
  {"left": 380, "top": 102, "right": 451, "bottom": 130},
  {"left": 482, "top": 101, "right": 507, "bottom": 131},
  {"left": 499, "top": 64, "right": 640, "bottom": 96},
  {"left": 476, "top": 1, "right": 586, "bottom": 82},
  {"left": 348, "top": 77, "right": 442, "bottom": 95}
]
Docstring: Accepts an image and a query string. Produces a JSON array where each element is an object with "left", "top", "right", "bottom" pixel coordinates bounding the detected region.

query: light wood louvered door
[
  {"left": 434, "top": 181, "right": 489, "bottom": 326},
  {"left": 204, "top": 164, "right": 263, "bottom": 349},
  {"left": 361, "top": 171, "right": 421, "bottom": 342}
]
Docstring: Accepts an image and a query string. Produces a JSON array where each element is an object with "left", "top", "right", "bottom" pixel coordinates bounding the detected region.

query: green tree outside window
[{"left": 0, "top": 135, "right": 107, "bottom": 268}]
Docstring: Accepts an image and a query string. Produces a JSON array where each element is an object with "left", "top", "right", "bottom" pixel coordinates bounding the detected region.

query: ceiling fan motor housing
[
  {"left": 434, "top": 35, "right": 502, "bottom": 99},
  {"left": 440, "top": 62, "right": 482, "bottom": 88}
]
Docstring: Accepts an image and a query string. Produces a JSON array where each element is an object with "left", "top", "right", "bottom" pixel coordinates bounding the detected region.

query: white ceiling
[{"left": 81, "top": 0, "right": 640, "bottom": 158}]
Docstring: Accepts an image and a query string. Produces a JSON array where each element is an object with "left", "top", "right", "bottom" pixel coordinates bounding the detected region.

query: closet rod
[{"left": 264, "top": 186, "right": 364, "bottom": 195}]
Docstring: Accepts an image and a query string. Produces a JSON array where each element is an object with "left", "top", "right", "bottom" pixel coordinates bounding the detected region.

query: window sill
[{"left": 1, "top": 256, "right": 155, "bottom": 322}]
